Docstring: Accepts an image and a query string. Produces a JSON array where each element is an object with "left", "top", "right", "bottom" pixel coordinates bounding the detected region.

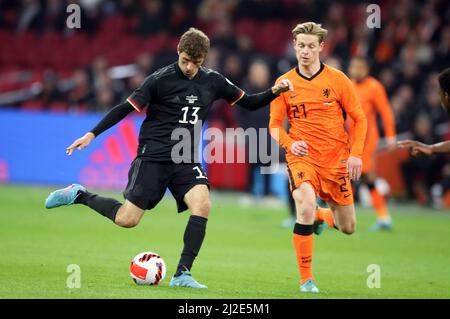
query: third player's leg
[
  {"left": 292, "top": 182, "right": 317, "bottom": 225},
  {"left": 327, "top": 202, "right": 356, "bottom": 235}
]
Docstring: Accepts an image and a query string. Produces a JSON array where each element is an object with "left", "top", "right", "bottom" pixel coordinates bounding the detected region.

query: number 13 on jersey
[{"left": 179, "top": 106, "right": 200, "bottom": 124}]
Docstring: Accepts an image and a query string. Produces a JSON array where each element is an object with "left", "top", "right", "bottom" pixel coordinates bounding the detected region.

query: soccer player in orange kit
[
  {"left": 348, "top": 56, "right": 396, "bottom": 231},
  {"left": 269, "top": 22, "right": 367, "bottom": 293}
]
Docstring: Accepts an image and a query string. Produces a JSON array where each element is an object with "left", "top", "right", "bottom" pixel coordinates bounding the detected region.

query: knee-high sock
[
  {"left": 293, "top": 223, "right": 314, "bottom": 284},
  {"left": 316, "top": 207, "right": 335, "bottom": 228},
  {"left": 368, "top": 183, "right": 390, "bottom": 220},
  {"left": 75, "top": 191, "right": 121, "bottom": 222},
  {"left": 175, "top": 215, "right": 208, "bottom": 276}
]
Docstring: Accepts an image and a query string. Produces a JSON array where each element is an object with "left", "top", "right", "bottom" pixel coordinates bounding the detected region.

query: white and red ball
[{"left": 130, "top": 252, "right": 166, "bottom": 285}]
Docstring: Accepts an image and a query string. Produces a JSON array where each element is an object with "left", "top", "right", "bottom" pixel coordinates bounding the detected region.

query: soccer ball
[{"left": 130, "top": 252, "right": 166, "bottom": 285}]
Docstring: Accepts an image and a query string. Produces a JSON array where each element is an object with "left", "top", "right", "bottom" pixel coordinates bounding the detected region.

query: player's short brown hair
[
  {"left": 292, "top": 22, "right": 328, "bottom": 43},
  {"left": 178, "top": 28, "right": 210, "bottom": 60}
]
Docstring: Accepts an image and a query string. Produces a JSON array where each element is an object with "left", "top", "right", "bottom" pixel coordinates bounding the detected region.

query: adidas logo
[{"left": 79, "top": 119, "right": 139, "bottom": 190}]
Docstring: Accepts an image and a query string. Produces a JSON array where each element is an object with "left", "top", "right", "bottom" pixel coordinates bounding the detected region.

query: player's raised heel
[
  {"left": 300, "top": 279, "right": 319, "bottom": 293},
  {"left": 45, "top": 184, "right": 86, "bottom": 209},
  {"left": 169, "top": 270, "right": 207, "bottom": 289}
]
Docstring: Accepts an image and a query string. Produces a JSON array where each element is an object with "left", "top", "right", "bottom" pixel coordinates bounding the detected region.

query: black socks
[
  {"left": 175, "top": 215, "right": 208, "bottom": 277},
  {"left": 74, "top": 190, "right": 121, "bottom": 222}
]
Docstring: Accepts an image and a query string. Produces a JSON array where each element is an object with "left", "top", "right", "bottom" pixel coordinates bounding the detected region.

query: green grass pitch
[{"left": 1, "top": 184, "right": 449, "bottom": 299}]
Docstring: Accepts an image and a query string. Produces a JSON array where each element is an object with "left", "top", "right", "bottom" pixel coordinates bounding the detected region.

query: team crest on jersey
[
  {"left": 322, "top": 88, "right": 330, "bottom": 98},
  {"left": 186, "top": 95, "right": 198, "bottom": 104},
  {"left": 297, "top": 172, "right": 304, "bottom": 179}
]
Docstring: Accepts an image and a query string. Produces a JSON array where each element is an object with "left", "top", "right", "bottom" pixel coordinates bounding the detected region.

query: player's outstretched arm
[
  {"left": 398, "top": 140, "right": 450, "bottom": 156},
  {"left": 66, "top": 132, "right": 95, "bottom": 156},
  {"left": 66, "top": 101, "right": 135, "bottom": 156},
  {"left": 235, "top": 79, "right": 293, "bottom": 111}
]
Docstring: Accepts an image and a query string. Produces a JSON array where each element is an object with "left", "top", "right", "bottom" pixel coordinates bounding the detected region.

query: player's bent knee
[
  {"left": 114, "top": 210, "right": 140, "bottom": 228},
  {"left": 191, "top": 199, "right": 211, "bottom": 218},
  {"left": 340, "top": 222, "right": 356, "bottom": 235},
  {"left": 115, "top": 216, "right": 139, "bottom": 228}
]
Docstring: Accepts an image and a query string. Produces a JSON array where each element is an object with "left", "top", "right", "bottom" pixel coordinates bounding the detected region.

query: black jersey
[{"left": 126, "top": 62, "right": 244, "bottom": 163}]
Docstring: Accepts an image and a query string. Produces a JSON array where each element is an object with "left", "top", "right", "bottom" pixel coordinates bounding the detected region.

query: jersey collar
[
  {"left": 295, "top": 63, "right": 325, "bottom": 81},
  {"left": 175, "top": 61, "right": 203, "bottom": 81}
]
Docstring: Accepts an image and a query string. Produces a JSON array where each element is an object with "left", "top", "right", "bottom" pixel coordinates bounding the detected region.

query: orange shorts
[{"left": 287, "top": 160, "right": 353, "bottom": 206}]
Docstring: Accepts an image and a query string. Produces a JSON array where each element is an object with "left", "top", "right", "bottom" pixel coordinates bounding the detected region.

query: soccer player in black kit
[{"left": 45, "top": 28, "right": 292, "bottom": 288}]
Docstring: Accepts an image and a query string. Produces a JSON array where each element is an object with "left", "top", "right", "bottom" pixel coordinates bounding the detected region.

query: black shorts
[{"left": 123, "top": 158, "right": 209, "bottom": 213}]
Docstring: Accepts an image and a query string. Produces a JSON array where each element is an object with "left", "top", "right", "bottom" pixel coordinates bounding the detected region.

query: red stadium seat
[
  {"left": 254, "top": 20, "right": 290, "bottom": 56},
  {"left": 22, "top": 100, "right": 44, "bottom": 111},
  {"left": 49, "top": 102, "right": 69, "bottom": 112},
  {"left": 234, "top": 19, "right": 258, "bottom": 37}
]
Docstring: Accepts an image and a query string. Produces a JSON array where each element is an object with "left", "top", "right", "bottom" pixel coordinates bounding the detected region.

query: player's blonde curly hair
[{"left": 292, "top": 22, "right": 328, "bottom": 43}]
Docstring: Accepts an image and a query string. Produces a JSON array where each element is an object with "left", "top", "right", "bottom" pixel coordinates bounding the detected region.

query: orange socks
[
  {"left": 369, "top": 188, "right": 390, "bottom": 220},
  {"left": 316, "top": 207, "right": 334, "bottom": 228},
  {"left": 293, "top": 224, "right": 314, "bottom": 284}
]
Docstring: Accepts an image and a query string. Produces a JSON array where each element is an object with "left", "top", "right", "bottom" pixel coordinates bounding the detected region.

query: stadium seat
[
  {"left": 234, "top": 19, "right": 258, "bottom": 37},
  {"left": 49, "top": 102, "right": 69, "bottom": 112},
  {"left": 22, "top": 100, "right": 44, "bottom": 111}
]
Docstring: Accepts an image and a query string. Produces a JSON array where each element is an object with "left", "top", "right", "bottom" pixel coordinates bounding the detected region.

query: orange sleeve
[
  {"left": 269, "top": 93, "right": 295, "bottom": 153},
  {"left": 337, "top": 72, "right": 367, "bottom": 158},
  {"left": 373, "top": 81, "right": 396, "bottom": 140}
]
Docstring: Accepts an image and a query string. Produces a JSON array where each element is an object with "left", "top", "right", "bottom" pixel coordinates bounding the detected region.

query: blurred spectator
[
  {"left": 121, "top": 71, "right": 146, "bottom": 102},
  {"left": 234, "top": 59, "right": 273, "bottom": 197},
  {"left": 399, "top": 61, "right": 421, "bottom": 93},
  {"left": 37, "top": 70, "right": 63, "bottom": 105},
  {"left": 222, "top": 54, "right": 243, "bottom": 87},
  {"left": 210, "top": 17, "right": 237, "bottom": 51},
  {"left": 435, "top": 26, "right": 450, "bottom": 68},
  {"left": 168, "top": 0, "right": 192, "bottom": 35},
  {"left": 136, "top": 0, "right": 167, "bottom": 36},
  {"left": 135, "top": 53, "right": 155, "bottom": 74},
  {"left": 91, "top": 85, "right": 115, "bottom": 112},
  {"left": 324, "top": 56, "right": 342, "bottom": 70},
  {"left": 117, "top": 0, "right": 140, "bottom": 18},
  {"left": 424, "top": 87, "right": 448, "bottom": 127},
  {"left": 16, "top": 0, "right": 42, "bottom": 32},
  {"left": 90, "top": 56, "right": 109, "bottom": 91},
  {"left": 391, "top": 84, "right": 416, "bottom": 133},
  {"left": 68, "top": 69, "right": 94, "bottom": 110},
  {"left": 197, "top": 0, "right": 234, "bottom": 23},
  {"left": 401, "top": 113, "right": 445, "bottom": 204},
  {"left": 42, "top": 0, "right": 66, "bottom": 32},
  {"left": 203, "top": 46, "right": 221, "bottom": 71},
  {"left": 234, "top": 0, "right": 282, "bottom": 21},
  {"left": 378, "top": 67, "right": 399, "bottom": 97}
]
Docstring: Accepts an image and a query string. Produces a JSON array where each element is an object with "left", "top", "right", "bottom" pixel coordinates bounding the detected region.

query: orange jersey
[
  {"left": 348, "top": 76, "right": 396, "bottom": 145},
  {"left": 269, "top": 63, "right": 367, "bottom": 169}
]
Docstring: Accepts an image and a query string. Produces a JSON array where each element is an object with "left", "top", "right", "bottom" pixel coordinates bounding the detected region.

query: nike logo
[
  {"left": 344, "top": 194, "right": 351, "bottom": 198},
  {"left": 290, "top": 94, "right": 298, "bottom": 99}
]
